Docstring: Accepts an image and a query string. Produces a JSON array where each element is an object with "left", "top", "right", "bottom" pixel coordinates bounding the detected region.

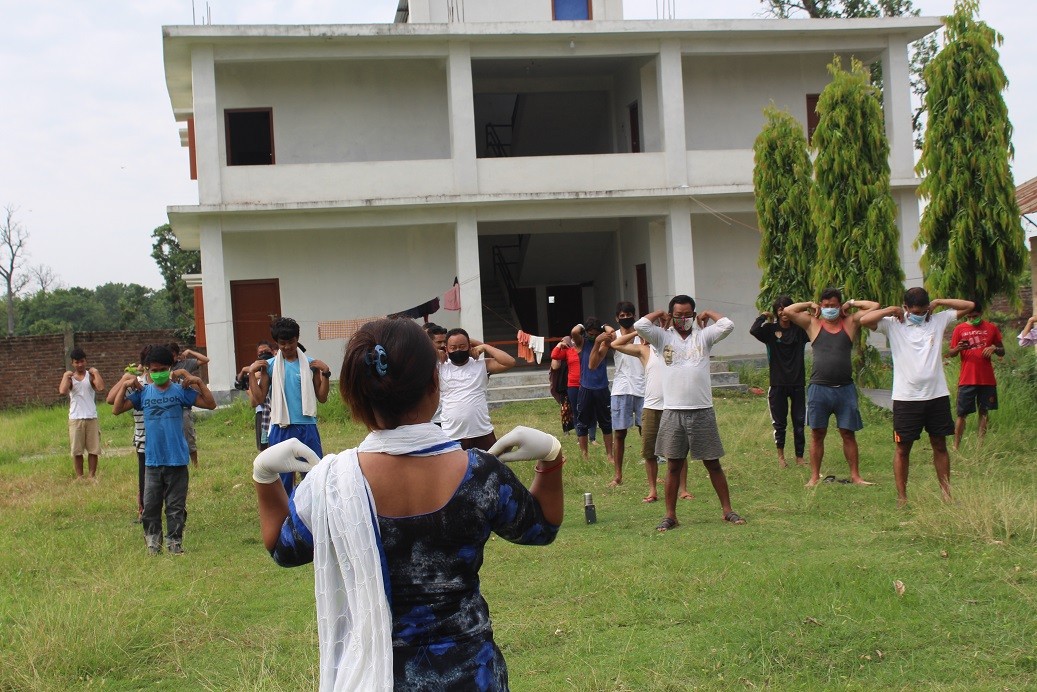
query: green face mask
[
  {"left": 150, "top": 370, "right": 171, "bottom": 386},
  {"left": 968, "top": 318, "right": 982, "bottom": 326}
]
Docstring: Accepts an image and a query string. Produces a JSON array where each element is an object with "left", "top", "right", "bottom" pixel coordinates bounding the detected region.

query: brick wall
[{"left": 0, "top": 329, "right": 207, "bottom": 409}]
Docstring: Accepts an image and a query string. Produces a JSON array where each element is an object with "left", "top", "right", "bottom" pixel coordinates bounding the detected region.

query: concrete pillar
[
  {"left": 447, "top": 42, "right": 478, "bottom": 195},
  {"left": 896, "top": 188, "right": 923, "bottom": 287},
  {"left": 455, "top": 210, "right": 484, "bottom": 340},
  {"left": 190, "top": 45, "right": 221, "bottom": 205},
  {"left": 881, "top": 39, "right": 915, "bottom": 180},
  {"left": 664, "top": 201, "right": 696, "bottom": 298},
  {"left": 657, "top": 40, "right": 688, "bottom": 187},
  {"left": 199, "top": 223, "right": 233, "bottom": 393}
]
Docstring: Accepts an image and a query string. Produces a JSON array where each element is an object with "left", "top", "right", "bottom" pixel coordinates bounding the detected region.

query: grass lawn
[{"left": 1, "top": 359, "right": 1035, "bottom": 690}]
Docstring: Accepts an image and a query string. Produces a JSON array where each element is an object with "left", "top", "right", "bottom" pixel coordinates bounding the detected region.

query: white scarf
[
  {"left": 301, "top": 425, "right": 459, "bottom": 691},
  {"left": 269, "top": 351, "right": 317, "bottom": 427}
]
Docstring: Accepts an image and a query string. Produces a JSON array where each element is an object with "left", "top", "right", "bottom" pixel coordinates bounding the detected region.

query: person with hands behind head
[
  {"left": 1018, "top": 314, "right": 1037, "bottom": 348},
  {"left": 438, "top": 327, "right": 516, "bottom": 450},
  {"left": 248, "top": 317, "right": 330, "bottom": 494},
  {"left": 111, "top": 345, "right": 216, "bottom": 555},
  {"left": 255, "top": 318, "right": 561, "bottom": 691},
  {"left": 860, "top": 289, "right": 974, "bottom": 506},
  {"left": 108, "top": 345, "right": 154, "bottom": 520},
  {"left": 597, "top": 302, "right": 646, "bottom": 488},
  {"left": 59, "top": 347, "right": 106, "bottom": 481},
  {"left": 571, "top": 317, "right": 615, "bottom": 462},
  {"left": 946, "top": 300, "right": 1004, "bottom": 450},
  {"left": 168, "top": 342, "right": 209, "bottom": 468},
  {"left": 635, "top": 295, "right": 742, "bottom": 531},
  {"left": 785, "top": 289, "right": 879, "bottom": 487}
]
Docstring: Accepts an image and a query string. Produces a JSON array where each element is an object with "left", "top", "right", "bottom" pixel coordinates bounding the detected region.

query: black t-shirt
[{"left": 749, "top": 315, "right": 808, "bottom": 386}]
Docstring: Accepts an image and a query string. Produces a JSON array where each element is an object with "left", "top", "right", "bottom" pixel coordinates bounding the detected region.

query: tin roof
[{"left": 1018, "top": 176, "right": 1037, "bottom": 215}]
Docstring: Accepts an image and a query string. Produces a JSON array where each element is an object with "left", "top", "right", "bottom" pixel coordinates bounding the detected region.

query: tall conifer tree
[
  {"left": 810, "top": 56, "right": 903, "bottom": 307},
  {"left": 916, "top": 0, "right": 1025, "bottom": 305},
  {"left": 753, "top": 105, "right": 815, "bottom": 309}
]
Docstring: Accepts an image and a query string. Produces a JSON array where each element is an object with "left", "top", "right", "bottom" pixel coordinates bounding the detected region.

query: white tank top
[
  {"left": 69, "top": 372, "right": 98, "bottom": 420},
  {"left": 611, "top": 335, "right": 645, "bottom": 397},
  {"left": 643, "top": 346, "right": 664, "bottom": 410}
]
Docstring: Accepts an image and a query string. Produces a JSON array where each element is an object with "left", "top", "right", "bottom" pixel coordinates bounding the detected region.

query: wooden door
[
  {"left": 230, "top": 279, "right": 281, "bottom": 372},
  {"left": 628, "top": 102, "right": 641, "bottom": 153},
  {"left": 635, "top": 264, "right": 649, "bottom": 317}
]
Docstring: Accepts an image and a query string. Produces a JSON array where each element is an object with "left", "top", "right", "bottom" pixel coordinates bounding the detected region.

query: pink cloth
[
  {"left": 517, "top": 330, "right": 534, "bottom": 364},
  {"left": 443, "top": 278, "right": 461, "bottom": 311}
]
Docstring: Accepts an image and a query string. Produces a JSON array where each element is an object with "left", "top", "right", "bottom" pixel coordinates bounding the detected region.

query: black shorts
[
  {"left": 892, "top": 396, "right": 954, "bottom": 443},
  {"left": 956, "top": 385, "right": 998, "bottom": 417}
]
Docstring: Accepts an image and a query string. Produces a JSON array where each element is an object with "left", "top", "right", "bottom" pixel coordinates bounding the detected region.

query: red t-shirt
[
  {"left": 550, "top": 343, "right": 582, "bottom": 388},
  {"left": 951, "top": 320, "right": 1003, "bottom": 386}
]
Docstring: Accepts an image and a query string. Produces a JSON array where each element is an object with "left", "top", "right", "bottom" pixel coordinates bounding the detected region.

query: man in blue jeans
[
  {"left": 112, "top": 345, "right": 216, "bottom": 555},
  {"left": 569, "top": 317, "right": 614, "bottom": 461}
]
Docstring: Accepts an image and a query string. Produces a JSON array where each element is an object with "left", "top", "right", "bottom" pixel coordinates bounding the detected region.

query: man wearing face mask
[
  {"left": 946, "top": 301, "right": 1004, "bottom": 450},
  {"left": 860, "top": 289, "right": 974, "bottom": 505},
  {"left": 439, "top": 328, "right": 516, "bottom": 450},
  {"left": 236, "top": 341, "right": 277, "bottom": 452},
  {"left": 785, "top": 289, "right": 880, "bottom": 488},
  {"left": 635, "top": 295, "right": 743, "bottom": 531}
]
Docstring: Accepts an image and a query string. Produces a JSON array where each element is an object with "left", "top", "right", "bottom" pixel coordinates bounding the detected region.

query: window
[
  {"left": 225, "top": 108, "right": 274, "bottom": 166},
  {"left": 806, "top": 94, "right": 820, "bottom": 144},
  {"left": 553, "top": 0, "right": 591, "bottom": 20}
]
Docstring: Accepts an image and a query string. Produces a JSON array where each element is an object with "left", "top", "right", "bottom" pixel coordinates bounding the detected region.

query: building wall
[
  {"left": 216, "top": 60, "right": 451, "bottom": 165},
  {"left": 683, "top": 53, "right": 847, "bottom": 150},
  {"left": 221, "top": 225, "right": 459, "bottom": 371},
  {"left": 411, "top": 0, "right": 623, "bottom": 23}
]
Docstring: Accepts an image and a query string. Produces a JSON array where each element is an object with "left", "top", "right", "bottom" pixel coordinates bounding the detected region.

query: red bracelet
[{"left": 535, "top": 457, "right": 565, "bottom": 474}]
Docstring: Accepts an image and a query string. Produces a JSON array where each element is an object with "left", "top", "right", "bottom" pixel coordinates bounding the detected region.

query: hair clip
[{"left": 365, "top": 344, "right": 389, "bottom": 377}]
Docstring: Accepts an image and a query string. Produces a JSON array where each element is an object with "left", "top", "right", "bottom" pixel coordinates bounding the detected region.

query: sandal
[
  {"left": 642, "top": 495, "right": 658, "bottom": 503},
  {"left": 723, "top": 511, "right": 746, "bottom": 525},
  {"left": 656, "top": 517, "right": 679, "bottom": 532}
]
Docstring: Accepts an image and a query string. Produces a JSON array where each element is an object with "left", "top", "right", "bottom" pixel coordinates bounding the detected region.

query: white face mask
[
  {"left": 820, "top": 307, "right": 840, "bottom": 321},
  {"left": 673, "top": 317, "right": 694, "bottom": 331}
]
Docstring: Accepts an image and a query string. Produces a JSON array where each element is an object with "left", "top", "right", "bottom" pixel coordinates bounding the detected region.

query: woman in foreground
[{"left": 254, "top": 318, "right": 565, "bottom": 691}]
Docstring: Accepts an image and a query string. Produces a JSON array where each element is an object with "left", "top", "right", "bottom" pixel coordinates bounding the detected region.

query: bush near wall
[{"left": 0, "top": 330, "right": 207, "bottom": 409}]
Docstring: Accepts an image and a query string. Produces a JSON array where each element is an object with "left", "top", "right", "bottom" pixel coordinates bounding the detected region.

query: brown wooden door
[
  {"left": 230, "top": 279, "right": 281, "bottom": 372},
  {"left": 628, "top": 102, "right": 641, "bottom": 153},
  {"left": 635, "top": 264, "right": 649, "bottom": 317}
]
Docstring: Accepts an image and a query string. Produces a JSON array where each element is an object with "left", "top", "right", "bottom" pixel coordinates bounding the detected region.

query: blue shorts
[
  {"left": 806, "top": 384, "right": 863, "bottom": 432},
  {"left": 611, "top": 394, "right": 643, "bottom": 431},
  {"left": 267, "top": 424, "right": 323, "bottom": 494}
]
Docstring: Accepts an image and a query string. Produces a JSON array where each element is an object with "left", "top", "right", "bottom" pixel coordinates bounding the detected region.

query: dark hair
[
  {"left": 820, "top": 287, "right": 843, "bottom": 303},
  {"left": 615, "top": 301, "right": 636, "bottom": 317},
  {"left": 69, "top": 347, "right": 87, "bottom": 361},
  {"left": 445, "top": 327, "right": 470, "bottom": 344},
  {"left": 139, "top": 345, "right": 153, "bottom": 364},
  {"left": 257, "top": 340, "right": 274, "bottom": 348},
  {"left": 271, "top": 317, "right": 300, "bottom": 342},
  {"left": 584, "top": 317, "right": 603, "bottom": 333},
  {"left": 668, "top": 294, "right": 695, "bottom": 314},
  {"left": 425, "top": 324, "right": 448, "bottom": 337},
  {"left": 772, "top": 295, "right": 794, "bottom": 314},
  {"left": 903, "top": 287, "right": 930, "bottom": 309},
  {"left": 969, "top": 297, "right": 983, "bottom": 313},
  {"left": 340, "top": 319, "right": 438, "bottom": 430},
  {"left": 167, "top": 342, "right": 181, "bottom": 356},
  {"left": 147, "top": 345, "right": 175, "bottom": 367}
]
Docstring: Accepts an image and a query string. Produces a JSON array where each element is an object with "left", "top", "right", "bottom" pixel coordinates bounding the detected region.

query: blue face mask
[
  {"left": 820, "top": 307, "right": 840, "bottom": 321},
  {"left": 906, "top": 312, "right": 926, "bottom": 326}
]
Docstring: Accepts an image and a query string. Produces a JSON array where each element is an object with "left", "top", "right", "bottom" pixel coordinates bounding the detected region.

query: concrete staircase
[{"left": 487, "top": 360, "right": 747, "bottom": 405}]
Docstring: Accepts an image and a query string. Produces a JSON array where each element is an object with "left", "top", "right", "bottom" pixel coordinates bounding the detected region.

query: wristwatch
[{"left": 321, "top": 370, "right": 331, "bottom": 378}]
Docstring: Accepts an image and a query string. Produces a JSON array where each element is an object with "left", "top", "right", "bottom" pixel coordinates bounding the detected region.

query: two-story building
[{"left": 162, "top": 0, "right": 940, "bottom": 394}]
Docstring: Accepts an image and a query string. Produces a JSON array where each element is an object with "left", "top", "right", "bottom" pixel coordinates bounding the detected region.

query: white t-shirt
[
  {"left": 643, "top": 345, "right": 664, "bottom": 410},
  {"left": 438, "top": 357, "right": 492, "bottom": 439},
  {"left": 68, "top": 372, "right": 98, "bottom": 420},
  {"left": 634, "top": 317, "right": 734, "bottom": 410},
  {"left": 611, "top": 334, "right": 645, "bottom": 397},
  {"left": 875, "top": 309, "right": 956, "bottom": 401}
]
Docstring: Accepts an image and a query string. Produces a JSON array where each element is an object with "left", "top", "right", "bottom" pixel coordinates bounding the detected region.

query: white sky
[{"left": 0, "top": 0, "right": 1032, "bottom": 291}]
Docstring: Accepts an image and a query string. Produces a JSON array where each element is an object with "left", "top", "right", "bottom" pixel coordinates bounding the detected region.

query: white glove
[
  {"left": 253, "top": 439, "right": 321, "bottom": 484},
  {"left": 488, "top": 426, "right": 562, "bottom": 463}
]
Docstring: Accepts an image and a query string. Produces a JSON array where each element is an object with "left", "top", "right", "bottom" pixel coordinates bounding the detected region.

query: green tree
[
  {"left": 915, "top": 0, "right": 1025, "bottom": 306},
  {"left": 760, "top": 0, "right": 935, "bottom": 147},
  {"left": 151, "top": 224, "right": 200, "bottom": 334},
  {"left": 753, "top": 105, "right": 815, "bottom": 309},
  {"left": 811, "top": 57, "right": 903, "bottom": 373}
]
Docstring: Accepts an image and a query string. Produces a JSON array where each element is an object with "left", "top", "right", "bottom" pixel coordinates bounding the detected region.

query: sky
[{"left": 0, "top": 0, "right": 1033, "bottom": 291}]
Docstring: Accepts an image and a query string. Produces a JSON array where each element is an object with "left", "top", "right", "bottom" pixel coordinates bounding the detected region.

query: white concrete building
[{"left": 162, "top": 0, "right": 939, "bottom": 393}]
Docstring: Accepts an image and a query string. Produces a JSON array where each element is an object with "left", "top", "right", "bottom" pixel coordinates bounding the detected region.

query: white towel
[
  {"left": 293, "top": 451, "right": 394, "bottom": 692},
  {"left": 269, "top": 352, "right": 317, "bottom": 427},
  {"left": 529, "top": 335, "right": 546, "bottom": 364}
]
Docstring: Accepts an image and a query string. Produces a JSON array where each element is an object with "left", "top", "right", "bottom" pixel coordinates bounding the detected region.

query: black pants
[
  {"left": 768, "top": 385, "right": 805, "bottom": 457},
  {"left": 136, "top": 451, "right": 146, "bottom": 513},
  {"left": 143, "top": 465, "right": 189, "bottom": 541}
]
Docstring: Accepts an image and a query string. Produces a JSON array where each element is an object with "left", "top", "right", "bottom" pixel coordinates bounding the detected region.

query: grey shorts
[
  {"left": 182, "top": 408, "right": 197, "bottom": 452},
  {"left": 656, "top": 408, "right": 725, "bottom": 461}
]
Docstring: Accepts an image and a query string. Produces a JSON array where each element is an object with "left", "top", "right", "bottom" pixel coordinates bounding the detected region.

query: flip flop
[
  {"left": 656, "top": 517, "right": 679, "bottom": 532},
  {"left": 822, "top": 475, "right": 837, "bottom": 483},
  {"left": 724, "top": 511, "right": 746, "bottom": 525},
  {"left": 642, "top": 495, "right": 658, "bottom": 503}
]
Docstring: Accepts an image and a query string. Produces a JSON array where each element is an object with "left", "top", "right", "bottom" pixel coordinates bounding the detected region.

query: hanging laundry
[
  {"left": 318, "top": 317, "right": 383, "bottom": 341},
  {"left": 517, "top": 330, "right": 534, "bottom": 364},
  {"left": 528, "top": 334, "right": 545, "bottom": 364},
  {"left": 389, "top": 297, "right": 440, "bottom": 322},
  {"left": 442, "top": 277, "right": 461, "bottom": 311}
]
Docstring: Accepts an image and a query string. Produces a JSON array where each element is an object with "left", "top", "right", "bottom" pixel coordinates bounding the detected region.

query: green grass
[{"left": 1, "top": 361, "right": 1035, "bottom": 690}]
